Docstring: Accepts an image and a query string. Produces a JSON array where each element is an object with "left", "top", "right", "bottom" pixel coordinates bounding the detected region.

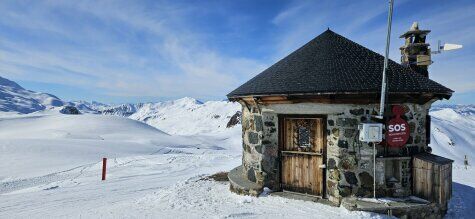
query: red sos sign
[{"left": 386, "top": 105, "right": 410, "bottom": 147}]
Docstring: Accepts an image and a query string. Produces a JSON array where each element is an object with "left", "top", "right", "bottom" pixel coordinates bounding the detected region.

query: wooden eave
[{"left": 229, "top": 92, "right": 451, "bottom": 105}]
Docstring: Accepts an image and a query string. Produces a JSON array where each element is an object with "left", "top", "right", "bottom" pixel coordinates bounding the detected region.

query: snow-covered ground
[{"left": 0, "top": 111, "right": 385, "bottom": 218}]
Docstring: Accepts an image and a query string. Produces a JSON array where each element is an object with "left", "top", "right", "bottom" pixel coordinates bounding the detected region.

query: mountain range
[
  {"left": 0, "top": 76, "right": 65, "bottom": 113},
  {"left": 0, "top": 75, "right": 473, "bottom": 164}
]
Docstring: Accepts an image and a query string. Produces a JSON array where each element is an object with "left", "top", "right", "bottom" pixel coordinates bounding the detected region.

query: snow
[
  {"left": 102, "top": 97, "right": 241, "bottom": 135},
  {"left": 0, "top": 83, "right": 474, "bottom": 218}
]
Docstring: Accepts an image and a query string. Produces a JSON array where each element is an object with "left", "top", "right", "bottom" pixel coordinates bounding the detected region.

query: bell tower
[{"left": 400, "top": 22, "right": 432, "bottom": 77}]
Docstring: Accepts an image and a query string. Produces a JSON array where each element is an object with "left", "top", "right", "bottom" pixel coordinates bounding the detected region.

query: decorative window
[{"left": 298, "top": 126, "right": 311, "bottom": 148}]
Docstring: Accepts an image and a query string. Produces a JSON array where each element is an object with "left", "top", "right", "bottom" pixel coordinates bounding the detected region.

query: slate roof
[{"left": 227, "top": 29, "right": 453, "bottom": 99}]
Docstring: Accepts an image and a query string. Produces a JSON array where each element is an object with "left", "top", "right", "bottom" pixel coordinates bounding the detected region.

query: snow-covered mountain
[
  {"left": 68, "top": 100, "right": 110, "bottom": 113},
  {"left": 100, "top": 103, "right": 143, "bottom": 117},
  {"left": 430, "top": 106, "right": 475, "bottom": 165},
  {"left": 0, "top": 76, "right": 241, "bottom": 135},
  {"left": 1, "top": 76, "right": 472, "bottom": 160},
  {"left": 0, "top": 76, "right": 65, "bottom": 113},
  {"left": 99, "top": 97, "right": 241, "bottom": 135},
  {"left": 431, "top": 104, "right": 475, "bottom": 116}
]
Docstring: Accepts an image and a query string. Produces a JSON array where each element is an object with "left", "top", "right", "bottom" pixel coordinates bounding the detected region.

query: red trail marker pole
[{"left": 102, "top": 158, "right": 107, "bottom": 181}]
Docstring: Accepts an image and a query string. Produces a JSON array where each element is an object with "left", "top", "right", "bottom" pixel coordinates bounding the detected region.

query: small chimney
[{"left": 400, "top": 22, "right": 432, "bottom": 77}]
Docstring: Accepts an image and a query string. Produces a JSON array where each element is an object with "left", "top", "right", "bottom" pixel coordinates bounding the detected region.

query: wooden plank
[{"left": 314, "top": 118, "right": 322, "bottom": 153}]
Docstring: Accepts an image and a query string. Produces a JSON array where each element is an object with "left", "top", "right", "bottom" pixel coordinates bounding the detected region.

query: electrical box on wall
[{"left": 358, "top": 123, "right": 383, "bottom": 142}]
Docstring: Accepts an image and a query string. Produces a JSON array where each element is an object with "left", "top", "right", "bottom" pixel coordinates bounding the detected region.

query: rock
[
  {"left": 409, "top": 122, "right": 416, "bottom": 133},
  {"left": 261, "top": 159, "right": 274, "bottom": 172},
  {"left": 226, "top": 111, "right": 242, "bottom": 128},
  {"left": 327, "top": 180, "right": 337, "bottom": 196},
  {"left": 254, "top": 115, "right": 263, "bottom": 132},
  {"left": 339, "top": 157, "right": 356, "bottom": 170},
  {"left": 344, "top": 171, "right": 358, "bottom": 185},
  {"left": 255, "top": 170, "right": 265, "bottom": 184},
  {"left": 338, "top": 184, "right": 352, "bottom": 197},
  {"left": 247, "top": 167, "right": 256, "bottom": 183},
  {"left": 60, "top": 106, "right": 80, "bottom": 115},
  {"left": 264, "top": 121, "right": 275, "bottom": 127},
  {"left": 243, "top": 144, "right": 252, "bottom": 153},
  {"left": 356, "top": 187, "right": 372, "bottom": 197},
  {"left": 359, "top": 160, "right": 370, "bottom": 170},
  {"left": 337, "top": 118, "right": 358, "bottom": 127},
  {"left": 330, "top": 169, "right": 340, "bottom": 181},
  {"left": 338, "top": 140, "right": 348, "bottom": 149},
  {"left": 360, "top": 116, "right": 367, "bottom": 122},
  {"left": 344, "top": 129, "right": 356, "bottom": 138},
  {"left": 328, "top": 119, "right": 335, "bottom": 126},
  {"left": 328, "top": 158, "right": 337, "bottom": 169},
  {"left": 255, "top": 145, "right": 263, "bottom": 153},
  {"left": 248, "top": 132, "right": 259, "bottom": 144},
  {"left": 358, "top": 172, "right": 373, "bottom": 189},
  {"left": 350, "top": 108, "right": 364, "bottom": 116},
  {"left": 407, "top": 136, "right": 413, "bottom": 144},
  {"left": 415, "top": 135, "right": 421, "bottom": 144},
  {"left": 332, "top": 128, "right": 340, "bottom": 138}
]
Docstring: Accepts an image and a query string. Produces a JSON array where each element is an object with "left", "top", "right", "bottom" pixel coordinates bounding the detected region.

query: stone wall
[
  {"left": 241, "top": 105, "right": 280, "bottom": 189},
  {"left": 238, "top": 101, "right": 432, "bottom": 205}
]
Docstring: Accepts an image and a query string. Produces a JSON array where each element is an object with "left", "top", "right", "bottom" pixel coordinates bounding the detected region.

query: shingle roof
[{"left": 227, "top": 30, "right": 453, "bottom": 99}]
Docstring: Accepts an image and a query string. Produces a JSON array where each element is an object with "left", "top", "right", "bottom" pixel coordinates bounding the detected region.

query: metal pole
[
  {"left": 373, "top": 143, "right": 376, "bottom": 198},
  {"left": 375, "top": 0, "right": 394, "bottom": 199},
  {"left": 378, "top": 0, "right": 394, "bottom": 118}
]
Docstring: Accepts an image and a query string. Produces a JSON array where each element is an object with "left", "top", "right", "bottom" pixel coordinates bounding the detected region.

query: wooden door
[{"left": 281, "top": 117, "right": 325, "bottom": 196}]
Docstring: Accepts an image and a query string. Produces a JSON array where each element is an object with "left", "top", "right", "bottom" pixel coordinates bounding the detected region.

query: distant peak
[
  {"left": 0, "top": 76, "right": 24, "bottom": 90},
  {"left": 174, "top": 97, "right": 203, "bottom": 105}
]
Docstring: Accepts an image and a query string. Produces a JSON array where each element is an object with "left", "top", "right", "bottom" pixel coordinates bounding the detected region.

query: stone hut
[{"left": 227, "top": 26, "right": 454, "bottom": 215}]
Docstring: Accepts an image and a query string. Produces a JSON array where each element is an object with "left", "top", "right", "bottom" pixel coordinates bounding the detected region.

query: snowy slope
[
  {"left": 430, "top": 107, "right": 475, "bottom": 165},
  {"left": 0, "top": 111, "right": 385, "bottom": 218},
  {"left": 0, "top": 76, "right": 65, "bottom": 113},
  {"left": 100, "top": 97, "right": 241, "bottom": 135}
]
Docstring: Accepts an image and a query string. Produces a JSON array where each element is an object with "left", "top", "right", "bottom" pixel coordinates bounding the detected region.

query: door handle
[{"left": 319, "top": 164, "right": 326, "bottom": 169}]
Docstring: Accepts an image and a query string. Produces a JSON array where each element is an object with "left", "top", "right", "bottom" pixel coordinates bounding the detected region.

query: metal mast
[
  {"left": 378, "top": 0, "right": 394, "bottom": 118},
  {"left": 375, "top": 0, "right": 394, "bottom": 199}
]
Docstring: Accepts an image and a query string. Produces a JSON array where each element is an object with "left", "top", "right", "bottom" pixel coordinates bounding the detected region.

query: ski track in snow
[{"left": 0, "top": 153, "right": 386, "bottom": 219}]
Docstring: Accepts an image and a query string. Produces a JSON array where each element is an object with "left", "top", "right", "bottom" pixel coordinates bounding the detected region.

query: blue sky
[{"left": 0, "top": 0, "right": 474, "bottom": 104}]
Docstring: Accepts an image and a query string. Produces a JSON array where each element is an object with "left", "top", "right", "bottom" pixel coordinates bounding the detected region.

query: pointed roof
[{"left": 227, "top": 30, "right": 452, "bottom": 99}]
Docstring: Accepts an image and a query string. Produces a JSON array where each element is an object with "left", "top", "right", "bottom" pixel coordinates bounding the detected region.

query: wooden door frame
[{"left": 278, "top": 114, "right": 327, "bottom": 198}]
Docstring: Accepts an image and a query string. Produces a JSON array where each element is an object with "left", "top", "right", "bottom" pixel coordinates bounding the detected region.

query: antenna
[{"left": 432, "top": 40, "right": 463, "bottom": 54}]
